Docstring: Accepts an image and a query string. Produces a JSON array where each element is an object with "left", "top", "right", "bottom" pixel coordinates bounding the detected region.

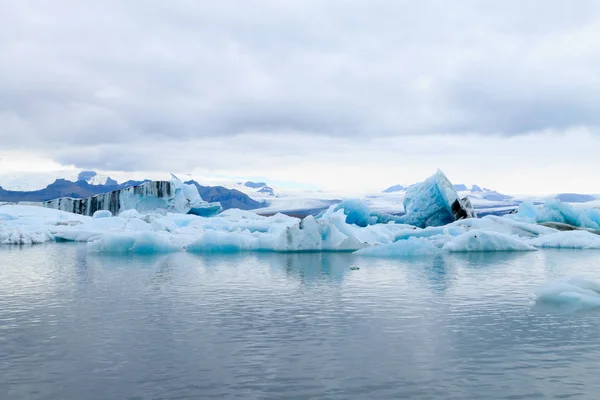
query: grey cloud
[{"left": 2, "top": 0, "right": 600, "bottom": 170}]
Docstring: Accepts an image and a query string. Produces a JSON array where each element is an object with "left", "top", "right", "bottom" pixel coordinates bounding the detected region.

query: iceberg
[
  {"left": 41, "top": 179, "right": 222, "bottom": 217},
  {"left": 514, "top": 201, "right": 600, "bottom": 231},
  {"left": 333, "top": 199, "right": 404, "bottom": 227},
  {"left": 443, "top": 230, "right": 537, "bottom": 252},
  {"left": 4, "top": 170, "right": 600, "bottom": 255},
  {"left": 400, "top": 170, "right": 476, "bottom": 228},
  {"left": 354, "top": 237, "right": 442, "bottom": 257},
  {"left": 528, "top": 231, "right": 600, "bottom": 249}
]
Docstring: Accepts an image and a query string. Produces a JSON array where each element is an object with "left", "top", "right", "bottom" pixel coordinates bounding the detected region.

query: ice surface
[
  {"left": 443, "top": 231, "right": 537, "bottom": 252},
  {"left": 93, "top": 210, "right": 112, "bottom": 219},
  {"left": 528, "top": 231, "right": 600, "bottom": 249},
  {"left": 536, "top": 277, "right": 600, "bottom": 309},
  {"left": 400, "top": 170, "right": 476, "bottom": 228},
  {"left": 334, "top": 199, "right": 403, "bottom": 227},
  {"left": 354, "top": 237, "right": 442, "bottom": 257},
  {"left": 515, "top": 200, "right": 600, "bottom": 230}
]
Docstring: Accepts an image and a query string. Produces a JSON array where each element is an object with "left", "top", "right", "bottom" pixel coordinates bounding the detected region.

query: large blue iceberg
[
  {"left": 335, "top": 170, "right": 476, "bottom": 228},
  {"left": 400, "top": 170, "right": 476, "bottom": 228}
]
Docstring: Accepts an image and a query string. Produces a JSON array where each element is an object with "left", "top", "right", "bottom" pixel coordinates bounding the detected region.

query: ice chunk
[
  {"left": 528, "top": 231, "right": 600, "bottom": 249},
  {"left": 354, "top": 237, "right": 442, "bottom": 257},
  {"left": 334, "top": 199, "right": 404, "bottom": 227},
  {"left": 188, "top": 203, "right": 224, "bottom": 217},
  {"left": 118, "top": 209, "right": 141, "bottom": 219},
  {"left": 93, "top": 210, "right": 112, "bottom": 219},
  {"left": 516, "top": 202, "right": 538, "bottom": 221},
  {"left": 0, "top": 226, "right": 54, "bottom": 245},
  {"left": 335, "top": 199, "right": 378, "bottom": 227},
  {"left": 443, "top": 230, "right": 536, "bottom": 252},
  {"left": 400, "top": 170, "right": 476, "bottom": 228},
  {"left": 536, "top": 277, "right": 600, "bottom": 309},
  {"left": 517, "top": 200, "right": 600, "bottom": 231},
  {"left": 187, "top": 230, "right": 259, "bottom": 253}
]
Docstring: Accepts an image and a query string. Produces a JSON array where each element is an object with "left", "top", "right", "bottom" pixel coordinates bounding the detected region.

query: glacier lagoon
[{"left": 3, "top": 244, "right": 600, "bottom": 399}]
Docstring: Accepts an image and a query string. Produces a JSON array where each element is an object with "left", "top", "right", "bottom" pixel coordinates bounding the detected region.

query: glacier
[{"left": 40, "top": 178, "right": 222, "bottom": 217}]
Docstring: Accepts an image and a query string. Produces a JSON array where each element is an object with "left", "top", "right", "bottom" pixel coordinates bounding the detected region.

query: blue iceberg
[{"left": 400, "top": 170, "right": 476, "bottom": 228}]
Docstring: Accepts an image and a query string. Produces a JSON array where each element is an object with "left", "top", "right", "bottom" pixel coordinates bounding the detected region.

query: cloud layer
[{"left": 1, "top": 1, "right": 600, "bottom": 192}]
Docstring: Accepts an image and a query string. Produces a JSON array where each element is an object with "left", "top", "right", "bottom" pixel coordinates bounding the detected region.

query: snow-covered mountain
[
  {"left": 234, "top": 181, "right": 278, "bottom": 198},
  {"left": 77, "top": 171, "right": 118, "bottom": 186}
]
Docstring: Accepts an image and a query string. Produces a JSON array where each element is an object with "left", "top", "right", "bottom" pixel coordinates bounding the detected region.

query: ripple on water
[{"left": 1, "top": 245, "right": 600, "bottom": 399}]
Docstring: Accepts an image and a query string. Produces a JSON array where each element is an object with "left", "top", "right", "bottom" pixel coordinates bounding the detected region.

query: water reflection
[
  {"left": 3, "top": 245, "right": 600, "bottom": 399},
  {"left": 258, "top": 252, "right": 355, "bottom": 283}
]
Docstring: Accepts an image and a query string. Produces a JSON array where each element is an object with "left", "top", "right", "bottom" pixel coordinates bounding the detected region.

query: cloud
[{"left": 1, "top": 0, "right": 600, "bottom": 182}]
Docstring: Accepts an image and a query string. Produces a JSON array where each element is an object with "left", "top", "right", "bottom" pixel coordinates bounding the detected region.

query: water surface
[{"left": 2, "top": 244, "right": 600, "bottom": 399}]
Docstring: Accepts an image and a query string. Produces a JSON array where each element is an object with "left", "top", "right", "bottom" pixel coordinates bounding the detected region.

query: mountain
[
  {"left": 235, "top": 181, "right": 277, "bottom": 198},
  {"left": 77, "top": 170, "right": 119, "bottom": 186},
  {"left": 0, "top": 179, "right": 122, "bottom": 202},
  {"left": 0, "top": 173, "right": 265, "bottom": 211},
  {"left": 383, "top": 184, "right": 404, "bottom": 193},
  {"left": 185, "top": 181, "right": 265, "bottom": 210},
  {"left": 244, "top": 181, "right": 268, "bottom": 189},
  {"left": 555, "top": 193, "right": 596, "bottom": 203}
]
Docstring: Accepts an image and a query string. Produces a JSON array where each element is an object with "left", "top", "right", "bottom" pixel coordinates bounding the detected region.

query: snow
[{"left": 536, "top": 277, "right": 600, "bottom": 309}]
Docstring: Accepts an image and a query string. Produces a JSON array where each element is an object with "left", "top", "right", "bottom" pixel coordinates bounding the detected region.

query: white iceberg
[
  {"left": 528, "top": 230, "right": 600, "bottom": 249},
  {"left": 354, "top": 237, "right": 442, "bottom": 257}
]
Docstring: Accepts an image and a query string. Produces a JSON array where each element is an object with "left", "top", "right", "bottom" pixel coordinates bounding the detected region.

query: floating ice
[
  {"left": 334, "top": 199, "right": 403, "bottom": 227},
  {"left": 400, "top": 170, "right": 476, "bottom": 228},
  {"left": 516, "top": 200, "right": 600, "bottom": 231},
  {"left": 528, "top": 231, "right": 600, "bottom": 249},
  {"left": 535, "top": 277, "right": 600, "bottom": 309},
  {"left": 354, "top": 237, "right": 442, "bottom": 257},
  {"left": 443, "top": 230, "right": 537, "bottom": 252}
]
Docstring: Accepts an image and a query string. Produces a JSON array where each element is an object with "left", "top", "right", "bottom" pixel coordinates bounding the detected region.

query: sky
[{"left": 2, "top": 0, "right": 600, "bottom": 194}]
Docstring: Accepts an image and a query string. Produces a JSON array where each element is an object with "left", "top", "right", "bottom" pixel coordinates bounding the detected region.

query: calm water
[{"left": 2, "top": 244, "right": 600, "bottom": 399}]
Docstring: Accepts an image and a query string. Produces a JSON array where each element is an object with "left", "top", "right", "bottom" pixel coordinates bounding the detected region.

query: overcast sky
[{"left": 1, "top": 0, "right": 600, "bottom": 194}]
